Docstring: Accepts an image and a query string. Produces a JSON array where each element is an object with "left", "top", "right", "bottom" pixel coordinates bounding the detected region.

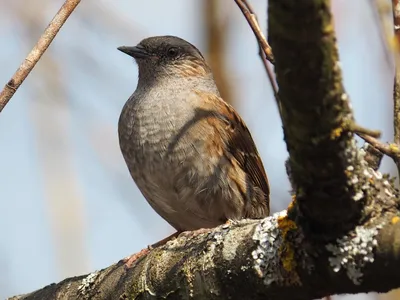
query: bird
[{"left": 117, "top": 35, "right": 270, "bottom": 237}]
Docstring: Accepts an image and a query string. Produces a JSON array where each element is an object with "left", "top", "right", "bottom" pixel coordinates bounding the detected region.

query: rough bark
[
  {"left": 268, "top": 0, "right": 368, "bottom": 238},
  {"left": 7, "top": 0, "right": 400, "bottom": 299},
  {"left": 8, "top": 206, "right": 400, "bottom": 299}
]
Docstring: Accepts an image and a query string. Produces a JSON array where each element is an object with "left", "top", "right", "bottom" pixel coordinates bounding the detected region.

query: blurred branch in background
[
  {"left": 29, "top": 59, "right": 90, "bottom": 278},
  {"left": 371, "top": 0, "right": 394, "bottom": 69},
  {"left": 86, "top": 121, "right": 174, "bottom": 240},
  {"left": 0, "top": 0, "right": 81, "bottom": 112},
  {"left": 203, "top": 0, "right": 234, "bottom": 104},
  {"left": 8, "top": 0, "right": 90, "bottom": 278},
  {"left": 76, "top": 2, "right": 174, "bottom": 240}
]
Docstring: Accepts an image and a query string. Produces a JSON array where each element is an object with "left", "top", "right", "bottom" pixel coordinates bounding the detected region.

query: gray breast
[
  {"left": 118, "top": 78, "right": 228, "bottom": 230},
  {"left": 118, "top": 88, "right": 200, "bottom": 214},
  {"left": 120, "top": 90, "right": 197, "bottom": 164}
]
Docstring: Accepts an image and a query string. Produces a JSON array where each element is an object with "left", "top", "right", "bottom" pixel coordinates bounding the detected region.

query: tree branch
[
  {"left": 267, "top": 0, "right": 372, "bottom": 238},
  {"left": 0, "top": 0, "right": 81, "bottom": 113},
  {"left": 392, "top": 0, "right": 400, "bottom": 176},
  {"left": 8, "top": 192, "right": 400, "bottom": 300}
]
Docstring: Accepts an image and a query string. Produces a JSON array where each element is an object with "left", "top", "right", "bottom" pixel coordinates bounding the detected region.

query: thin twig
[
  {"left": 241, "top": 0, "right": 279, "bottom": 92},
  {"left": 261, "top": 51, "right": 279, "bottom": 96},
  {"left": 358, "top": 131, "right": 400, "bottom": 174},
  {"left": 234, "top": 0, "right": 281, "bottom": 115},
  {"left": 361, "top": 133, "right": 400, "bottom": 175},
  {"left": 241, "top": 0, "right": 256, "bottom": 15},
  {"left": 358, "top": 134, "right": 400, "bottom": 159},
  {"left": 349, "top": 123, "right": 381, "bottom": 138},
  {"left": 234, "top": 0, "right": 274, "bottom": 64},
  {"left": 370, "top": 0, "right": 395, "bottom": 70},
  {"left": 0, "top": 0, "right": 81, "bottom": 113}
]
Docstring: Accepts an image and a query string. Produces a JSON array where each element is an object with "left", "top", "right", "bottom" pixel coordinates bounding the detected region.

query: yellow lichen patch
[
  {"left": 391, "top": 216, "right": 400, "bottom": 224},
  {"left": 281, "top": 244, "right": 295, "bottom": 272},
  {"left": 278, "top": 215, "right": 297, "bottom": 237},
  {"left": 390, "top": 36, "right": 400, "bottom": 52},
  {"left": 389, "top": 143, "right": 400, "bottom": 153},
  {"left": 277, "top": 216, "right": 301, "bottom": 285},
  {"left": 287, "top": 196, "right": 296, "bottom": 213},
  {"left": 331, "top": 127, "right": 343, "bottom": 140},
  {"left": 322, "top": 23, "right": 334, "bottom": 35}
]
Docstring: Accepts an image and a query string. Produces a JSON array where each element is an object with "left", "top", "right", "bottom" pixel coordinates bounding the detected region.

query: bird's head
[{"left": 118, "top": 35, "right": 212, "bottom": 82}]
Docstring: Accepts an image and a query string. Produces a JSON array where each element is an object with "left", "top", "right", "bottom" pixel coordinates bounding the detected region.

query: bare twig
[
  {"left": 349, "top": 123, "right": 381, "bottom": 138},
  {"left": 261, "top": 50, "right": 280, "bottom": 103},
  {"left": 0, "top": 0, "right": 81, "bottom": 113},
  {"left": 358, "top": 134, "right": 400, "bottom": 159},
  {"left": 234, "top": 0, "right": 280, "bottom": 114},
  {"left": 234, "top": 0, "right": 274, "bottom": 64}
]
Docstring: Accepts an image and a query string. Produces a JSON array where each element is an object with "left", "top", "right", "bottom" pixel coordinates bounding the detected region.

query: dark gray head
[{"left": 118, "top": 36, "right": 212, "bottom": 81}]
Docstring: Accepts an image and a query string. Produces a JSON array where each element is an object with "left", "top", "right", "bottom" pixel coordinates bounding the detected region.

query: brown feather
[{"left": 194, "top": 90, "right": 270, "bottom": 215}]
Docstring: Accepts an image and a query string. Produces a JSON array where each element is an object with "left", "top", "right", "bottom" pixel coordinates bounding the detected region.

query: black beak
[{"left": 117, "top": 45, "right": 149, "bottom": 59}]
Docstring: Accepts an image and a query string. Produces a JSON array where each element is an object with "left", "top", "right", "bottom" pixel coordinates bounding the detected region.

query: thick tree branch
[
  {"left": 268, "top": 0, "right": 373, "bottom": 237},
  {"left": 8, "top": 189, "right": 400, "bottom": 300},
  {"left": 392, "top": 0, "right": 400, "bottom": 176},
  {"left": 0, "top": 0, "right": 81, "bottom": 113}
]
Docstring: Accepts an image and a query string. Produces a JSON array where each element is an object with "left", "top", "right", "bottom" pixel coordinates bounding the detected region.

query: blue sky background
[{"left": 0, "top": 1, "right": 395, "bottom": 299}]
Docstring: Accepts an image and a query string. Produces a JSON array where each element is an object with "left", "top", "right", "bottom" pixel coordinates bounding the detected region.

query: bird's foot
[
  {"left": 179, "top": 227, "right": 213, "bottom": 239},
  {"left": 122, "top": 231, "right": 181, "bottom": 269},
  {"left": 122, "top": 247, "right": 150, "bottom": 269},
  {"left": 224, "top": 219, "right": 232, "bottom": 226}
]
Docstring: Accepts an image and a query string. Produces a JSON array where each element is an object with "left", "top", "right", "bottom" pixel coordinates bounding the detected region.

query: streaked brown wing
[{"left": 195, "top": 90, "right": 270, "bottom": 204}]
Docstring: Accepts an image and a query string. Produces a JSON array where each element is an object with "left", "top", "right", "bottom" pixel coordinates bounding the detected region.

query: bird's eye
[{"left": 166, "top": 47, "right": 179, "bottom": 58}]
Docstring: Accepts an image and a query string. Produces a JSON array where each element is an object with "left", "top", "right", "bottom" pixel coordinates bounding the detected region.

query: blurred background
[{"left": 0, "top": 0, "right": 397, "bottom": 299}]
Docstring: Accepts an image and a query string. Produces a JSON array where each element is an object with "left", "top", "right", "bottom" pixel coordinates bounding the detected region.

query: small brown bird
[{"left": 118, "top": 35, "right": 270, "bottom": 234}]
